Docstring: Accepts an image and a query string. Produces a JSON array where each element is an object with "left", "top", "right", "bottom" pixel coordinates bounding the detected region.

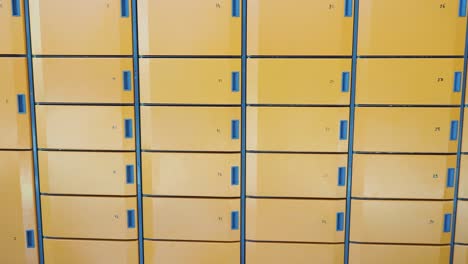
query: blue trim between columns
[{"left": 241, "top": 0, "right": 247, "bottom": 263}]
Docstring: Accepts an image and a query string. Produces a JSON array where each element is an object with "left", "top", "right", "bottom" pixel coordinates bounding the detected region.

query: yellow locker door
[
  {"left": 141, "top": 106, "right": 241, "bottom": 151},
  {"left": 247, "top": 107, "right": 349, "bottom": 152},
  {"left": 455, "top": 245, "right": 468, "bottom": 264},
  {"left": 0, "top": 0, "right": 25, "bottom": 54},
  {"left": 353, "top": 154, "right": 456, "bottom": 199},
  {"left": 34, "top": 58, "right": 134, "bottom": 103},
  {"left": 138, "top": 0, "right": 241, "bottom": 55},
  {"left": 36, "top": 106, "right": 135, "bottom": 150},
  {"left": 246, "top": 153, "right": 347, "bottom": 198},
  {"left": 142, "top": 152, "right": 240, "bottom": 197},
  {"left": 460, "top": 155, "right": 468, "bottom": 198},
  {"left": 247, "top": 0, "right": 353, "bottom": 55},
  {"left": 143, "top": 198, "right": 240, "bottom": 241},
  {"left": 462, "top": 109, "right": 468, "bottom": 152},
  {"left": 456, "top": 200, "right": 468, "bottom": 243},
  {"left": 29, "top": 0, "right": 132, "bottom": 55},
  {"left": 246, "top": 199, "right": 346, "bottom": 242},
  {"left": 350, "top": 200, "right": 453, "bottom": 244},
  {"left": 140, "top": 59, "right": 241, "bottom": 104},
  {"left": 358, "top": 0, "right": 467, "bottom": 55},
  {"left": 354, "top": 108, "right": 459, "bottom": 153},
  {"left": 145, "top": 241, "right": 240, "bottom": 264},
  {"left": 356, "top": 59, "right": 464, "bottom": 105},
  {"left": 42, "top": 196, "right": 137, "bottom": 239},
  {"left": 39, "top": 151, "right": 136, "bottom": 196},
  {"left": 0, "top": 57, "right": 31, "bottom": 149},
  {"left": 246, "top": 242, "right": 344, "bottom": 264},
  {"left": 247, "top": 59, "right": 351, "bottom": 105},
  {"left": 44, "top": 239, "right": 138, "bottom": 264},
  {"left": 0, "top": 151, "right": 38, "bottom": 264}
]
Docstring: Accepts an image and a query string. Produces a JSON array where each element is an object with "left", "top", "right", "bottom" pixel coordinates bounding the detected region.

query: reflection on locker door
[
  {"left": 460, "top": 155, "right": 468, "bottom": 198},
  {"left": 138, "top": 0, "right": 241, "bottom": 55},
  {"left": 246, "top": 153, "right": 347, "bottom": 198},
  {"left": 456, "top": 200, "right": 468, "bottom": 243},
  {"left": 140, "top": 59, "right": 241, "bottom": 104},
  {"left": 356, "top": 59, "right": 463, "bottom": 105},
  {"left": 358, "top": 0, "right": 467, "bottom": 55},
  {"left": 353, "top": 154, "right": 456, "bottom": 199},
  {"left": 143, "top": 152, "right": 240, "bottom": 197},
  {"left": 0, "top": 151, "right": 38, "bottom": 264},
  {"left": 143, "top": 198, "right": 240, "bottom": 241},
  {"left": 36, "top": 106, "right": 135, "bottom": 150},
  {"left": 0, "top": 0, "right": 26, "bottom": 54},
  {"left": 247, "top": 107, "right": 349, "bottom": 152},
  {"left": 246, "top": 199, "right": 346, "bottom": 242},
  {"left": 141, "top": 107, "right": 241, "bottom": 151},
  {"left": 41, "top": 196, "right": 137, "bottom": 239},
  {"left": 247, "top": 59, "right": 351, "bottom": 105},
  {"left": 145, "top": 241, "right": 240, "bottom": 264},
  {"left": 248, "top": 0, "right": 354, "bottom": 55},
  {"left": 455, "top": 245, "right": 468, "bottom": 264},
  {"left": 351, "top": 200, "right": 453, "bottom": 244},
  {"left": 39, "top": 151, "right": 136, "bottom": 196},
  {"left": 44, "top": 239, "right": 138, "bottom": 264},
  {"left": 34, "top": 58, "right": 134, "bottom": 104},
  {"left": 0, "top": 58, "right": 31, "bottom": 149},
  {"left": 354, "top": 108, "right": 459, "bottom": 153},
  {"left": 29, "top": 0, "right": 132, "bottom": 55}
]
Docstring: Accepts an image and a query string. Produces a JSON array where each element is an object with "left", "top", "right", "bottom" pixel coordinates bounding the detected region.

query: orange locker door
[
  {"left": 455, "top": 245, "right": 468, "bottom": 264},
  {"left": 456, "top": 200, "right": 468, "bottom": 243},
  {"left": 0, "top": 0, "right": 26, "bottom": 54},
  {"left": 460, "top": 155, "right": 468, "bottom": 198}
]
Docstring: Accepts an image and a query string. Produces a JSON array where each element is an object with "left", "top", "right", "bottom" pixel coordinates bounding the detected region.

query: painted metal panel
[
  {"left": 455, "top": 200, "right": 468, "bottom": 243},
  {"left": 0, "top": 0, "right": 26, "bottom": 54},
  {"left": 460, "top": 155, "right": 468, "bottom": 198},
  {"left": 454, "top": 245, "right": 468, "bottom": 264}
]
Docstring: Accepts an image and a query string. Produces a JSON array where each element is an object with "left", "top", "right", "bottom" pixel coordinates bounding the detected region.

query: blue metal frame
[{"left": 241, "top": 0, "right": 247, "bottom": 263}]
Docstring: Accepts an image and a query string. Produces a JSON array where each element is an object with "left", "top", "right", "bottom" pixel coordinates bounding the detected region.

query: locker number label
[
  {"left": 433, "top": 173, "right": 439, "bottom": 179},
  {"left": 440, "top": 3, "right": 446, "bottom": 9}
]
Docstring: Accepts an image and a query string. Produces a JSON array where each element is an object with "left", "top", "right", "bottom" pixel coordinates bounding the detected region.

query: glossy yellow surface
[
  {"left": 0, "top": 151, "right": 38, "bottom": 264},
  {"left": 462, "top": 109, "right": 468, "bottom": 151},
  {"left": 29, "top": 0, "right": 132, "bottom": 55},
  {"left": 145, "top": 241, "right": 240, "bottom": 264},
  {"left": 138, "top": 0, "right": 241, "bottom": 55},
  {"left": 41, "top": 196, "right": 137, "bottom": 239},
  {"left": 248, "top": 0, "right": 353, "bottom": 55},
  {"left": 246, "top": 199, "right": 346, "bottom": 242},
  {"left": 353, "top": 154, "right": 456, "bottom": 199},
  {"left": 140, "top": 58, "right": 241, "bottom": 104},
  {"left": 36, "top": 106, "right": 135, "bottom": 150},
  {"left": 246, "top": 153, "right": 347, "bottom": 198},
  {"left": 0, "top": 57, "right": 31, "bottom": 149},
  {"left": 358, "top": 0, "right": 467, "bottom": 55},
  {"left": 0, "top": 0, "right": 25, "bottom": 54},
  {"left": 34, "top": 58, "right": 134, "bottom": 103},
  {"left": 456, "top": 200, "right": 468, "bottom": 243},
  {"left": 247, "top": 59, "right": 351, "bottom": 105},
  {"left": 247, "top": 107, "right": 349, "bottom": 152},
  {"left": 44, "top": 239, "right": 138, "bottom": 264},
  {"left": 142, "top": 152, "right": 240, "bottom": 197},
  {"left": 350, "top": 200, "right": 453, "bottom": 244},
  {"left": 141, "top": 106, "right": 241, "bottom": 151},
  {"left": 454, "top": 245, "right": 468, "bottom": 264},
  {"left": 143, "top": 198, "right": 240, "bottom": 241},
  {"left": 460, "top": 155, "right": 468, "bottom": 198},
  {"left": 354, "top": 107, "right": 459, "bottom": 153},
  {"left": 39, "top": 151, "right": 136, "bottom": 196},
  {"left": 356, "top": 59, "right": 464, "bottom": 105}
]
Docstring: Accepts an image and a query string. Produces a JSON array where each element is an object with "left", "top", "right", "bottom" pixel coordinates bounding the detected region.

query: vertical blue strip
[
  {"left": 232, "top": 0, "right": 240, "bottom": 17},
  {"left": 126, "top": 165, "right": 135, "bottom": 184},
  {"left": 231, "top": 166, "right": 240, "bottom": 186},
  {"left": 241, "top": 0, "right": 247, "bottom": 262},
  {"left": 342, "top": 72, "right": 350, "bottom": 92},
  {"left": 232, "top": 71, "right": 240, "bottom": 92},
  {"left": 447, "top": 168, "right": 456, "bottom": 188},
  {"left": 124, "top": 119, "right": 133, "bottom": 138},
  {"left": 127, "top": 209, "right": 136, "bottom": 228},
  {"left": 450, "top": 120, "right": 459, "bottom": 141},
  {"left": 12, "top": 0, "right": 20, "bottom": 16},
  {"left": 26, "top": 230, "right": 35, "bottom": 248},
  {"left": 344, "top": 0, "right": 353, "bottom": 17},
  {"left": 231, "top": 211, "right": 240, "bottom": 230},
  {"left": 123, "top": 71, "right": 132, "bottom": 91},
  {"left": 444, "top": 213, "right": 452, "bottom": 233},
  {"left": 454, "top": 72, "right": 462, "bottom": 92},
  {"left": 338, "top": 167, "right": 346, "bottom": 186},
  {"left": 232, "top": 119, "right": 240, "bottom": 139},
  {"left": 460, "top": 0, "right": 467, "bottom": 17},
  {"left": 121, "top": 0, "right": 129, "bottom": 17},
  {"left": 17, "top": 94, "right": 27, "bottom": 114},
  {"left": 336, "top": 212, "right": 345, "bottom": 231},
  {"left": 340, "top": 120, "right": 348, "bottom": 140}
]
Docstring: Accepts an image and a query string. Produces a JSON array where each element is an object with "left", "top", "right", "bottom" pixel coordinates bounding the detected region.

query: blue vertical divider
[{"left": 241, "top": 0, "right": 247, "bottom": 263}]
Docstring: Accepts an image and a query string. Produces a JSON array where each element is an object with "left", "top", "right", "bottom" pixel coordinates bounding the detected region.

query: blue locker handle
[
  {"left": 344, "top": 0, "right": 353, "bottom": 17},
  {"left": 126, "top": 165, "right": 135, "bottom": 184},
  {"left": 443, "top": 213, "right": 452, "bottom": 233},
  {"left": 232, "top": 72, "right": 240, "bottom": 92},
  {"left": 231, "top": 120, "right": 240, "bottom": 139},
  {"left": 127, "top": 209, "right": 136, "bottom": 228},
  {"left": 341, "top": 72, "right": 350, "bottom": 92},
  {"left": 231, "top": 211, "right": 240, "bottom": 230},
  {"left": 232, "top": 0, "right": 240, "bottom": 17},
  {"left": 123, "top": 71, "right": 132, "bottom": 91},
  {"left": 450, "top": 120, "right": 459, "bottom": 141},
  {"left": 339, "top": 120, "right": 348, "bottom": 140},
  {"left": 26, "top": 230, "right": 35, "bottom": 248},
  {"left": 12, "top": 0, "right": 21, "bottom": 16},
  {"left": 460, "top": 0, "right": 467, "bottom": 17},
  {"left": 231, "top": 166, "right": 240, "bottom": 186},
  {"left": 17, "top": 94, "right": 26, "bottom": 114},
  {"left": 124, "top": 119, "right": 133, "bottom": 139},
  {"left": 454, "top": 72, "right": 462, "bottom": 92},
  {"left": 121, "top": 0, "right": 129, "bottom": 17},
  {"left": 336, "top": 212, "right": 345, "bottom": 231},
  {"left": 338, "top": 167, "right": 346, "bottom": 186},
  {"left": 447, "top": 168, "right": 455, "bottom": 188}
]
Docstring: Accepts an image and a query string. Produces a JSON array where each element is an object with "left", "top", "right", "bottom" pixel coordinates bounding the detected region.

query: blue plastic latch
[
  {"left": 447, "top": 168, "right": 455, "bottom": 188},
  {"left": 454, "top": 72, "right": 462, "bottom": 92},
  {"left": 126, "top": 165, "right": 135, "bottom": 184},
  {"left": 127, "top": 209, "right": 136, "bottom": 228},
  {"left": 26, "top": 230, "right": 35, "bottom": 248},
  {"left": 231, "top": 166, "right": 240, "bottom": 186},
  {"left": 443, "top": 213, "right": 452, "bottom": 233},
  {"left": 338, "top": 167, "right": 346, "bottom": 186},
  {"left": 460, "top": 0, "right": 467, "bottom": 17},
  {"left": 450, "top": 120, "right": 459, "bottom": 141},
  {"left": 231, "top": 211, "right": 240, "bottom": 230},
  {"left": 231, "top": 120, "right": 240, "bottom": 139},
  {"left": 336, "top": 212, "right": 344, "bottom": 231},
  {"left": 12, "top": 0, "right": 20, "bottom": 16},
  {"left": 339, "top": 120, "right": 348, "bottom": 140},
  {"left": 232, "top": 0, "right": 240, "bottom": 17},
  {"left": 124, "top": 119, "right": 133, "bottom": 139},
  {"left": 17, "top": 94, "right": 26, "bottom": 114},
  {"left": 232, "top": 72, "right": 240, "bottom": 92},
  {"left": 121, "top": 0, "right": 129, "bottom": 17},
  {"left": 123, "top": 71, "right": 132, "bottom": 91},
  {"left": 344, "top": 0, "right": 353, "bottom": 17},
  {"left": 341, "top": 72, "right": 350, "bottom": 92}
]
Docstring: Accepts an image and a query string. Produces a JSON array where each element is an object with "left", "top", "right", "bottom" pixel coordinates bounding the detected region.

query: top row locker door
[{"left": 0, "top": 0, "right": 26, "bottom": 54}]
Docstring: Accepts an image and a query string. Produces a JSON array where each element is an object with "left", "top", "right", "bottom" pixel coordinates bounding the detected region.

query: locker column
[{"left": 456, "top": 96, "right": 468, "bottom": 262}]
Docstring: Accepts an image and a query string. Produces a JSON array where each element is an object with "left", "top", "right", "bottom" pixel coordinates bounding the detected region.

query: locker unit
[
  {"left": 141, "top": 106, "right": 241, "bottom": 151},
  {"left": 0, "top": 0, "right": 26, "bottom": 54},
  {"left": 455, "top": 245, "right": 468, "bottom": 264},
  {"left": 352, "top": 154, "right": 456, "bottom": 199},
  {"left": 33, "top": 58, "right": 134, "bottom": 104},
  {"left": 456, "top": 200, "right": 468, "bottom": 243},
  {"left": 358, "top": 0, "right": 467, "bottom": 55},
  {"left": 247, "top": 0, "right": 354, "bottom": 55},
  {"left": 354, "top": 107, "right": 459, "bottom": 153},
  {"left": 350, "top": 200, "right": 453, "bottom": 244},
  {"left": 0, "top": 57, "right": 31, "bottom": 149},
  {"left": 142, "top": 152, "right": 240, "bottom": 197},
  {"left": 144, "top": 241, "right": 240, "bottom": 264},
  {"left": 138, "top": 0, "right": 241, "bottom": 55},
  {"left": 462, "top": 109, "right": 468, "bottom": 152},
  {"left": 29, "top": 0, "right": 132, "bottom": 55},
  {"left": 355, "top": 58, "right": 464, "bottom": 105},
  {"left": 247, "top": 59, "right": 351, "bottom": 105},
  {"left": 246, "top": 153, "right": 347, "bottom": 198},
  {"left": 246, "top": 242, "right": 344, "bottom": 264},
  {"left": 140, "top": 58, "right": 241, "bottom": 104},
  {"left": 36, "top": 106, "right": 135, "bottom": 150},
  {"left": 41, "top": 196, "right": 137, "bottom": 239},
  {"left": 44, "top": 239, "right": 138, "bottom": 264},
  {"left": 246, "top": 199, "right": 346, "bottom": 242},
  {"left": 39, "top": 151, "right": 136, "bottom": 196},
  {"left": 460, "top": 155, "right": 468, "bottom": 198},
  {"left": 0, "top": 151, "right": 38, "bottom": 264},
  {"left": 247, "top": 107, "right": 349, "bottom": 152}
]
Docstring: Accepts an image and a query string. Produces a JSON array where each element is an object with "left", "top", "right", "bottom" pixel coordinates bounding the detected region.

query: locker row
[{"left": 2, "top": 0, "right": 468, "bottom": 56}]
